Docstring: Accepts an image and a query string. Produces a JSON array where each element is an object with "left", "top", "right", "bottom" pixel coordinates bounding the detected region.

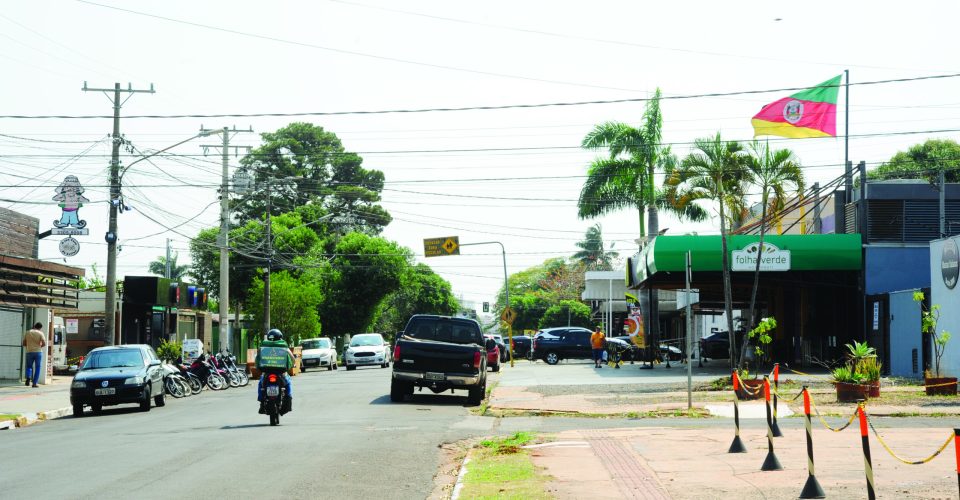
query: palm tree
[
  {"left": 668, "top": 132, "right": 748, "bottom": 367},
  {"left": 148, "top": 253, "right": 190, "bottom": 281},
  {"left": 573, "top": 224, "right": 620, "bottom": 270},
  {"left": 736, "top": 141, "right": 804, "bottom": 369},
  {"left": 579, "top": 89, "right": 704, "bottom": 244}
]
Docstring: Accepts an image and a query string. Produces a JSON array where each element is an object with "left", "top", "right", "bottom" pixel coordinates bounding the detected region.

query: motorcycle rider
[{"left": 256, "top": 328, "right": 294, "bottom": 415}]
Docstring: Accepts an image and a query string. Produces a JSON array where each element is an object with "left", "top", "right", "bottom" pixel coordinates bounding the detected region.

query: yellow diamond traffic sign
[
  {"left": 424, "top": 236, "right": 460, "bottom": 257},
  {"left": 500, "top": 307, "right": 517, "bottom": 325}
]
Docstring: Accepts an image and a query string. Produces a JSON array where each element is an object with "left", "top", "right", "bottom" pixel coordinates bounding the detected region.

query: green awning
[{"left": 629, "top": 234, "right": 862, "bottom": 286}]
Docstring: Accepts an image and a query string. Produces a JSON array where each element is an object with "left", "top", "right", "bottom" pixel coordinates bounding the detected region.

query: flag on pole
[{"left": 751, "top": 75, "right": 842, "bottom": 138}]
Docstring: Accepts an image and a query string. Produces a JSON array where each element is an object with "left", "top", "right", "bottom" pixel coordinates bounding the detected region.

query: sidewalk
[
  {"left": 0, "top": 376, "right": 74, "bottom": 429},
  {"left": 488, "top": 362, "right": 960, "bottom": 499}
]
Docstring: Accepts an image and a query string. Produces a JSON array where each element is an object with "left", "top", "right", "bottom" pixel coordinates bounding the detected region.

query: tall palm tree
[
  {"left": 573, "top": 224, "right": 620, "bottom": 270},
  {"left": 148, "top": 253, "right": 190, "bottom": 281},
  {"left": 736, "top": 141, "right": 804, "bottom": 369},
  {"left": 668, "top": 132, "right": 748, "bottom": 367}
]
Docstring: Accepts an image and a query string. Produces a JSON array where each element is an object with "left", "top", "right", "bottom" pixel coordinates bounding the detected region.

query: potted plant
[
  {"left": 733, "top": 318, "right": 777, "bottom": 400},
  {"left": 858, "top": 357, "right": 882, "bottom": 398},
  {"left": 915, "top": 291, "right": 956, "bottom": 396},
  {"left": 832, "top": 365, "right": 869, "bottom": 402},
  {"left": 845, "top": 340, "right": 880, "bottom": 398}
]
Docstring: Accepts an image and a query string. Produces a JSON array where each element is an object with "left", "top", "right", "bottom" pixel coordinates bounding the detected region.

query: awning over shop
[{"left": 628, "top": 234, "right": 862, "bottom": 288}]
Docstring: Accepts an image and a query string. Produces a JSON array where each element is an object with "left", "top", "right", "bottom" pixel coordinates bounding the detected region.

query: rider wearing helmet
[{"left": 256, "top": 328, "right": 294, "bottom": 414}]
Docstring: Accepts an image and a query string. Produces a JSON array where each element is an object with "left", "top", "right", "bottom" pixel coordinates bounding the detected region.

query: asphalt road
[{"left": 4, "top": 365, "right": 493, "bottom": 500}]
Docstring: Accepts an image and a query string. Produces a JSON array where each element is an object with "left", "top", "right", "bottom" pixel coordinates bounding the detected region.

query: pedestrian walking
[
  {"left": 23, "top": 322, "right": 46, "bottom": 387},
  {"left": 590, "top": 325, "right": 606, "bottom": 368}
]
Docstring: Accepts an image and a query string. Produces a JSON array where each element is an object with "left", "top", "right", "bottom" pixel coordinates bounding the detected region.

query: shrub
[{"left": 156, "top": 339, "right": 182, "bottom": 363}]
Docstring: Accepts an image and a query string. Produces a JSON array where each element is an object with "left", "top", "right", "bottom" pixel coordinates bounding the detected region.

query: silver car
[
  {"left": 300, "top": 337, "right": 338, "bottom": 371},
  {"left": 344, "top": 333, "right": 390, "bottom": 371}
]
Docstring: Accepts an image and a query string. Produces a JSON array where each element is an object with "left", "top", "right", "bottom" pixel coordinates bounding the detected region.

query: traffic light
[{"left": 482, "top": 302, "right": 489, "bottom": 312}]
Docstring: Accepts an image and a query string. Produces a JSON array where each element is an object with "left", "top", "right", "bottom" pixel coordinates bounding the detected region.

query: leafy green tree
[
  {"left": 247, "top": 270, "right": 323, "bottom": 346},
  {"left": 77, "top": 263, "right": 106, "bottom": 291},
  {"left": 494, "top": 258, "right": 589, "bottom": 332},
  {"left": 539, "top": 300, "right": 592, "bottom": 329},
  {"left": 316, "top": 233, "right": 410, "bottom": 337},
  {"left": 235, "top": 122, "right": 391, "bottom": 234},
  {"left": 508, "top": 293, "right": 553, "bottom": 332},
  {"left": 573, "top": 224, "right": 619, "bottom": 270},
  {"left": 669, "top": 132, "right": 748, "bottom": 366},
  {"left": 373, "top": 263, "right": 459, "bottom": 334},
  {"left": 148, "top": 252, "right": 189, "bottom": 280},
  {"left": 867, "top": 139, "right": 960, "bottom": 184},
  {"left": 737, "top": 141, "right": 803, "bottom": 369}
]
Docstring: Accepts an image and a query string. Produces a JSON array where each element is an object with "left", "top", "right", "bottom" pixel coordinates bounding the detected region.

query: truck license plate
[
  {"left": 94, "top": 388, "right": 115, "bottom": 396},
  {"left": 266, "top": 386, "right": 280, "bottom": 397},
  {"left": 425, "top": 372, "right": 444, "bottom": 381}
]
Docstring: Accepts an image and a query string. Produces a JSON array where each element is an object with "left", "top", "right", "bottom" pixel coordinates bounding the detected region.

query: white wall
[{"left": 930, "top": 237, "right": 960, "bottom": 377}]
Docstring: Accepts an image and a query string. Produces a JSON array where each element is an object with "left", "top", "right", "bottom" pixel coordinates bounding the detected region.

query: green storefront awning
[{"left": 629, "top": 234, "right": 862, "bottom": 286}]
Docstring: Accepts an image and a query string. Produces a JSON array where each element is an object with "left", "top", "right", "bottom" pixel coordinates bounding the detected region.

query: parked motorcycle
[
  {"left": 189, "top": 354, "right": 227, "bottom": 390},
  {"left": 161, "top": 363, "right": 191, "bottom": 398},
  {"left": 219, "top": 351, "right": 250, "bottom": 386}
]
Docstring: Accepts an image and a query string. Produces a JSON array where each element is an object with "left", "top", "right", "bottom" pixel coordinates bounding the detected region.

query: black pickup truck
[{"left": 390, "top": 315, "right": 492, "bottom": 404}]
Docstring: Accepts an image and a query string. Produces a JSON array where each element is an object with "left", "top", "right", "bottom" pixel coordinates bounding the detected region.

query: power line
[{"left": 3, "top": 71, "right": 960, "bottom": 120}]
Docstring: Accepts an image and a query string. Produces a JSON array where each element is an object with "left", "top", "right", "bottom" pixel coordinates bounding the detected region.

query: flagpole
[{"left": 844, "top": 69, "right": 850, "bottom": 177}]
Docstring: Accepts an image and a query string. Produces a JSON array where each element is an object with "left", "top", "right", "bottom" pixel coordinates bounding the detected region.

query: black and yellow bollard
[
  {"left": 798, "top": 386, "right": 825, "bottom": 499},
  {"left": 857, "top": 400, "right": 876, "bottom": 500},
  {"left": 728, "top": 370, "right": 747, "bottom": 453},
  {"left": 771, "top": 363, "right": 783, "bottom": 437},
  {"left": 760, "top": 376, "right": 783, "bottom": 471}
]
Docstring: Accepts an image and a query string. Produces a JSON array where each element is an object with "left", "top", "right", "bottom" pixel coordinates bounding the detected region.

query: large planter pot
[
  {"left": 736, "top": 378, "right": 765, "bottom": 401},
  {"left": 835, "top": 382, "right": 869, "bottom": 403},
  {"left": 924, "top": 377, "right": 958, "bottom": 396},
  {"left": 865, "top": 380, "right": 881, "bottom": 398}
]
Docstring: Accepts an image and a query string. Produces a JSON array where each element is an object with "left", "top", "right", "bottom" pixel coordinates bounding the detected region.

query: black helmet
[{"left": 266, "top": 329, "right": 284, "bottom": 342}]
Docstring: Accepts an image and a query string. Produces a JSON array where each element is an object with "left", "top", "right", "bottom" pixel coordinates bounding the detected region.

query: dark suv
[{"left": 532, "top": 327, "right": 594, "bottom": 365}]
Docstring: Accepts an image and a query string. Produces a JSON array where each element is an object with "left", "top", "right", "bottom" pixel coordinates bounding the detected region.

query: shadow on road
[
  {"left": 220, "top": 424, "right": 273, "bottom": 430},
  {"left": 369, "top": 393, "right": 474, "bottom": 407}
]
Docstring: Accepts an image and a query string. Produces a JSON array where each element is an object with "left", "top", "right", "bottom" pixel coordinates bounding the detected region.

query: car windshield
[
  {"left": 302, "top": 339, "right": 330, "bottom": 349},
  {"left": 405, "top": 319, "right": 483, "bottom": 345},
  {"left": 350, "top": 335, "right": 383, "bottom": 347},
  {"left": 84, "top": 349, "right": 144, "bottom": 369}
]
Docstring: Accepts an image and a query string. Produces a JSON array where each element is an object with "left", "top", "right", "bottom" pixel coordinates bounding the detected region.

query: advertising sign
[
  {"left": 182, "top": 339, "right": 204, "bottom": 364},
  {"left": 625, "top": 305, "right": 646, "bottom": 348},
  {"left": 66, "top": 318, "right": 79, "bottom": 334},
  {"left": 257, "top": 346, "right": 290, "bottom": 370}
]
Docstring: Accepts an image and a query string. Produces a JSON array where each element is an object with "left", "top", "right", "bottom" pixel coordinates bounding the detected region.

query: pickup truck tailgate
[{"left": 395, "top": 338, "right": 478, "bottom": 374}]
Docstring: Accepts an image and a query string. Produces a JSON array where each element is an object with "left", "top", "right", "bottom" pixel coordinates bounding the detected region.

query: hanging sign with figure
[{"left": 50, "top": 175, "right": 89, "bottom": 257}]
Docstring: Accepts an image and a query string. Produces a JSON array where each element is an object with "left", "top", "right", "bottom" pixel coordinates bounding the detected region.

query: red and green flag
[{"left": 752, "top": 75, "right": 842, "bottom": 139}]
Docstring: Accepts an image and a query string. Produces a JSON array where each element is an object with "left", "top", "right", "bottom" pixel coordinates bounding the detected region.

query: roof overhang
[{"left": 628, "top": 234, "right": 863, "bottom": 288}]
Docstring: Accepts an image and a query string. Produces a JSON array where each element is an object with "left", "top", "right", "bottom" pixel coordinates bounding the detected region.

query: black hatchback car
[{"left": 70, "top": 344, "right": 166, "bottom": 416}]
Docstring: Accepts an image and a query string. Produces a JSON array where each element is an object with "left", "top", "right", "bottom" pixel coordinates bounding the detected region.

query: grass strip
[{"left": 459, "top": 433, "right": 551, "bottom": 500}]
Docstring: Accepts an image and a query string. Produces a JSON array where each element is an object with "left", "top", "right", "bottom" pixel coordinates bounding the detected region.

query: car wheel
[
  {"left": 467, "top": 383, "right": 485, "bottom": 406},
  {"left": 346, "top": 365, "right": 356, "bottom": 371},
  {"left": 154, "top": 387, "right": 166, "bottom": 407},
  {"left": 390, "top": 379, "right": 410, "bottom": 402},
  {"left": 327, "top": 363, "right": 333, "bottom": 371},
  {"left": 545, "top": 351, "right": 560, "bottom": 365},
  {"left": 140, "top": 386, "right": 152, "bottom": 412},
  {"left": 492, "top": 362, "right": 500, "bottom": 373},
  {"left": 301, "top": 365, "right": 307, "bottom": 372},
  {"left": 72, "top": 403, "right": 84, "bottom": 417}
]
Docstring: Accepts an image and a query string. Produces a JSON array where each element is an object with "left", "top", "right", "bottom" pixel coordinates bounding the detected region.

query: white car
[
  {"left": 344, "top": 333, "right": 390, "bottom": 371},
  {"left": 300, "top": 337, "right": 338, "bottom": 371}
]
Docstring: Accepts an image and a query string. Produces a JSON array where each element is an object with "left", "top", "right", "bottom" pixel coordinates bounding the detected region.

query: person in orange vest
[{"left": 590, "top": 325, "right": 606, "bottom": 369}]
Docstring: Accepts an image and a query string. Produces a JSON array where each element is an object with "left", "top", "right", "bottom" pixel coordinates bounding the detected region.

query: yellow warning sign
[
  {"left": 424, "top": 236, "right": 460, "bottom": 257},
  {"left": 500, "top": 307, "right": 517, "bottom": 325}
]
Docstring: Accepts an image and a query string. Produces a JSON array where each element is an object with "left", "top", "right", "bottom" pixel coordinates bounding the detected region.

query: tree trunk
[
  {"left": 638, "top": 208, "right": 646, "bottom": 253},
  {"left": 720, "top": 190, "right": 737, "bottom": 368},
  {"left": 738, "top": 192, "right": 768, "bottom": 370}
]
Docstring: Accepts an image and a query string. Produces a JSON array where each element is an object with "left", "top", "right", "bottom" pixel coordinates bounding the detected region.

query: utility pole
[
  {"left": 940, "top": 168, "right": 946, "bottom": 239},
  {"left": 200, "top": 126, "right": 253, "bottom": 353},
  {"left": 83, "top": 82, "right": 154, "bottom": 345},
  {"left": 165, "top": 238, "right": 171, "bottom": 278},
  {"left": 263, "top": 179, "right": 273, "bottom": 336}
]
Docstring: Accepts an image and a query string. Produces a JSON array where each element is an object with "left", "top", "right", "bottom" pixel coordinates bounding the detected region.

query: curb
[
  {"left": 0, "top": 420, "right": 15, "bottom": 430},
  {"left": 1, "top": 407, "right": 73, "bottom": 429},
  {"left": 39, "top": 406, "right": 73, "bottom": 421}
]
